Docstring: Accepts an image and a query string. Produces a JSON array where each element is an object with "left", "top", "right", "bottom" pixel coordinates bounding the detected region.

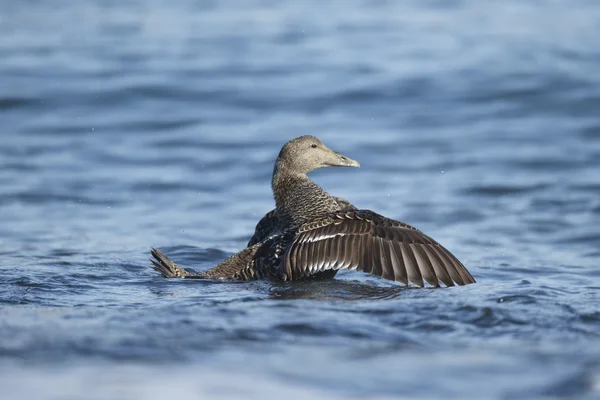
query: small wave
[
  {"left": 0, "top": 96, "right": 37, "bottom": 110},
  {"left": 466, "top": 183, "right": 551, "bottom": 196}
]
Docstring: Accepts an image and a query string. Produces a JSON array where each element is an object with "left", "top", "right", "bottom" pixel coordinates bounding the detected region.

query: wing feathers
[
  {"left": 440, "top": 245, "right": 475, "bottom": 284},
  {"left": 390, "top": 241, "right": 408, "bottom": 285},
  {"left": 371, "top": 237, "right": 384, "bottom": 277},
  {"left": 411, "top": 243, "right": 439, "bottom": 287},
  {"left": 329, "top": 235, "right": 340, "bottom": 270},
  {"left": 379, "top": 237, "right": 395, "bottom": 281},
  {"left": 361, "top": 235, "right": 374, "bottom": 275},
  {"left": 347, "top": 235, "right": 360, "bottom": 270},
  {"left": 283, "top": 210, "right": 475, "bottom": 287},
  {"left": 421, "top": 244, "right": 453, "bottom": 287},
  {"left": 401, "top": 243, "right": 423, "bottom": 287}
]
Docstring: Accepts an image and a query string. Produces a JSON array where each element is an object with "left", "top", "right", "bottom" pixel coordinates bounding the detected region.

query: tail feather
[{"left": 150, "top": 248, "right": 198, "bottom": 278}]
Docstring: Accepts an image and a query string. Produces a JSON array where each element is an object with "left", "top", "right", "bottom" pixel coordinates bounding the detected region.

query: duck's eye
[{"left": 311, "top": 144, "right": 317, "bottom": 148}]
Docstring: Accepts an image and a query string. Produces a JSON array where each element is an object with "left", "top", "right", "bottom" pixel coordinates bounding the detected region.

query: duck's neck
[{"left": 272, "top": 160, "right": 340, "bottom": 228}]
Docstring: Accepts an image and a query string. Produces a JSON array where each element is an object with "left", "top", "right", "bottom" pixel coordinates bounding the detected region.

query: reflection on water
[{"left": 268, "top": 278, "right": 407, "bottom": 301}]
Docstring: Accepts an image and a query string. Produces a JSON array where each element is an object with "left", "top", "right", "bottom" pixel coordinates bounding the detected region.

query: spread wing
[
  {"left": 247, "top": 196, "right": 356, "bottom": 247},
  {"left": 281, "top": 210, "right": 475, "bottom": 287}
]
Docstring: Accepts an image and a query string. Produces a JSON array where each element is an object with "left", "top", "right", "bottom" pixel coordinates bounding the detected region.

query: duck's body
[
  {"left": 151, "top": 136, "right": 475, "bottom": 287},
  {"left": 247, "top": 196, "right": 355, "bottom": 247}
]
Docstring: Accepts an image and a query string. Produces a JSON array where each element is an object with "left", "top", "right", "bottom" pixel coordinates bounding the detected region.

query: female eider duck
[{"left": 150, "top": 136, "right": 475, "bottom": 287}]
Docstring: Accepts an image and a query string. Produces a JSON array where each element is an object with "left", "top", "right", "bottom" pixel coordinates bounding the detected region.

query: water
[{"left": 1, "top": 1, "right": 599, "bottom": 398}]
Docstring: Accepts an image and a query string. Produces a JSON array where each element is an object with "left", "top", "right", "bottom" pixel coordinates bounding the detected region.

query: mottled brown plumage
[
  {"left": 247, "top": 196, "right": 355, "bottom": 247},
  {"left": 150, "top": 135, "right": 476, "bottom": 287}
]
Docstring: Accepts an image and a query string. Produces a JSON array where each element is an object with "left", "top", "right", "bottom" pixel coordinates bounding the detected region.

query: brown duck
[{"left": 150, "top": 135, "right": 475, "bottom": 287}]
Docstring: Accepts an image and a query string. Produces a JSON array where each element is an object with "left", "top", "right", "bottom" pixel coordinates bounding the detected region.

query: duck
[{"left": 150, "top": 135, "right": 475, "bottom": 287}]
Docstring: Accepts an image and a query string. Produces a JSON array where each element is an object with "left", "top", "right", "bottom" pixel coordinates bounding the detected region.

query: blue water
[{"left": 1, "top": 1, "right": 599, "bottom": 399}]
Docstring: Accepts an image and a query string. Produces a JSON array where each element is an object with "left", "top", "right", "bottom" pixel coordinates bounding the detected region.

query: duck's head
[{"left": 276, "top": 135, "right": 360, "bottom": 175}]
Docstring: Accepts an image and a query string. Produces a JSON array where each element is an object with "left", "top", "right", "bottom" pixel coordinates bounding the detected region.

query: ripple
[
  {"left": 562, "top": 233, "right": 600, "bottom": 245},
  {"left": 274, "top": 323, "right": 329, "bottom": 336},
  {"left": 0, "top": 96, "right": 37, "bottom": 110},
  {"left": 0, "top": 192, "right": 116, "bottom": 206},
  {"left": 496, "top": 294, "right": 538, "bottom": 304},
  {"left": 580, "top": 312, "right": 600, "bottom": 324},
  {"left": 466, "top": 183, "right": 550, "bottom": 196},
  {"left": 268, "top": 279, "right": 405, "bottom": 301},
  {"left": 463, "top": 306, "right": 528, "bottom": 329},
  {"left": 1, "top": 0, "right": 600, "bottom": 398}
]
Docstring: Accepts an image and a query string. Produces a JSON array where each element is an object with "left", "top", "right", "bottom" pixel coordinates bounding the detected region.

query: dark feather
[
  {"left": 411, "top": 243, "right": 438, "bottom": 287},
  {"left": 401, "top": 243, "right": 423, "bottom": 287},
  {"left": 247, "top": 196, "right": 356, "bottom": 247},
  {"left": 390, "top": 241, "right": 408, "bottom": 285},
  {"left": 282, "top": 210, "right": 474, "bottom": 287},
  {"left": 150, "top": 248, "right": 197, "bottom": 278}
]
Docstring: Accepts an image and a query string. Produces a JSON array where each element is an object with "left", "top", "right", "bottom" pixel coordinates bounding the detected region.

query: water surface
[{"left": 1, "top": 1, "right": 599, "bottom": 399}]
